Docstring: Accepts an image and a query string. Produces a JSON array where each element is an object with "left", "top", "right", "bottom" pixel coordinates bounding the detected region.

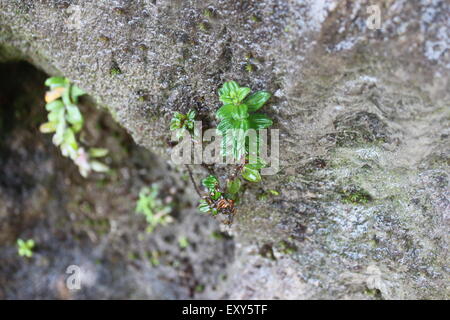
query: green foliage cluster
[
  {"left": 340, "top": 186, "right": 372, "bottom": 204},
  {"left": 40, "top": 77, "right": 109, "bottom": 177},
  {"left": 198, "top": 81, "right": 274, "bottom": 219},
  {"left": 17, "top": 239, "right": 35, "bottom": 258},
  {"left": 170, "top": 109, "right": 196, "bottom": 139},
  {"left": 216, "top": 81, "right": 272, "bottom": 166},
  {"left": 135, "top": 184, "right": 173, "bottom": 233},
  {"left": 198, "top": 177, "right": 240, "bottom": 219},
  {"left": 168, "top": 81, "right": 274, "bottom": 223}
]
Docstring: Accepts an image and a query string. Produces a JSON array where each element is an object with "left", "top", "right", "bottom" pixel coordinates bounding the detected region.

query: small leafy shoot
[
  {"left": 40, "top": 77, "right": 109, "bottom": 177},
  {"left": 17, "top": 239, "right": 35, "bottom": 258},
  {"left": 136, "top": 184, "right": 173, "bottom": 233},
  {"left": 170, "top": 109, "right": 197, "bottom": 140}
]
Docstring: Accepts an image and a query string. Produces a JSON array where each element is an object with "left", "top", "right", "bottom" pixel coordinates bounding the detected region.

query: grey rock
[{"left": 0, "top": 0, "right": 449, "bottom": 299}]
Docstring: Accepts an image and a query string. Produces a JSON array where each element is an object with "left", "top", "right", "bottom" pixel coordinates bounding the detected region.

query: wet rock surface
[{"left": 0, "top": 1, "right": 449, "bottom": 299}]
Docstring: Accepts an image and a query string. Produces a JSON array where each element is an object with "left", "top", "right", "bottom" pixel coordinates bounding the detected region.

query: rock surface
[{"left": 0, "top": 0, "right": 449, "bottom": 299}]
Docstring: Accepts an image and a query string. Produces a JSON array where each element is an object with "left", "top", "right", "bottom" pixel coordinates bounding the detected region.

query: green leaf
[
  {"left": 53, "top": 118, "right": 66, "bottom": 146},
  {"left": 242, "top": 165, "right": 262, "bottom": 182},
  {"left": 231, "top": 104, "right": 249, "bottom": 120},
  {"left": 71, "top": 85, "right": 85, "bottom": 103},
  {"left": 248, "top": 113, "right": 273, "bottom": 129},
  {"left": 66, "top": 104, "right": 83, "bottom": 130},
  {"left": 89, "top": 148, "right": 109, "bottom": 158},
  {"left": 62, "top": 85, "right": 72, "bottom": 106},
  {"left": 237, "top": 87, "right": 251, "bottom": 103},
  {"left": 202, "top": 175, "right": 219, "bottom": 192},
  {"left": 216, "top": 104, "right": 235, "bottom": 120},
  {"left": 244, "top": 91, "right": 271, "bottom": 112},
  {"left": 90, "top": 161, "right": 109, "bottom": 173},
  {"left": 187, "top": 109, "right": 196, "bottom": 120},
  {"left": 227, "top": 178, "right": 241, "bottom": 195},
  {"left": 48, "top": 107, "right": 64, "bottom": 122},
  {"left": 170, "top": 119, "right": 181, "bottom": 130},
  {"left": 219, "top": 81, "right": 247, "bottom": 105},
  {"left": 39, "top": 122, "right": 57, "bottom": 133},
  {"left": 62, "top": 127, "right": 78, "bottom": 150},
  {"left": 45, "top": 100, "right": 64, "bottom": 112},
  {"left": 246, "top": 155, "right": 266, "bottom": 170},
  {"left": 232, "top": 120, "right": 249, "bottom": 160},
  {"left": 217, "top": 117, "right": 235, "bottom": 134},
  {"left": 211, "top": 191, "right": 222, "bottom": 201},
  {"left": 45, "top": 77, "right": 67, "bottom": 89},
  {"left": 198, "top": 199, "right": 211, "bottom": 213},
  {"left": 219, "top": 81, "right": 238, "bottom": 97}
]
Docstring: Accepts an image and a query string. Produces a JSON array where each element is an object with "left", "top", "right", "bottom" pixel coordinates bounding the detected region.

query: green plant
[
  {"left": 136, "top": 184, "right": 173, "bottom": 233},
  {"left": 196, "top": 82, "right": 273, "bottom": 222},
  {"left": 178, "top": 236, "right": 189, "bottom": 249},
  {"left": 198, "top": 175, "right": 238, "bottom": 223},
  {"left": 170, "top": 109, "right": 196, "bottom": 139},
  {"left": 40, "top": 77, "right": 109, "bottom": 177},
  {"left": 340, "top": 185, "right": 372, "bottom": 204},
  {"left": 168, "top": 81, "right": 274, "bottom": 224},
  {"left": 17, "top": 238, "right": 35, "bottom": 258},
  {"left": 216, "top": 81, "right": 272, "bottom": 182}
]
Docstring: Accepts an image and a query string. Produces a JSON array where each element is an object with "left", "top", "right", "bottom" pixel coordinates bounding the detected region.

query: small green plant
[
  {"left": 340, "top": 185, "right": 372, "bottom": 204},
  {"left": 198, "top": 175, "right": 238, "bottom": 224},
  {"left": 109, "top": 65, "right": 122, "bottom": 76},
  {"left": 136, "top": 184, "right": 173, "bottom": 233},
  {"left": 216, "top": 81, "right": 272, "bottom": 182},
  {"left": 17, "top": 238, "right": 35, "bottom": 258},
  {"left": 169, "top": 81, "right": 274, "bottom": 224},
  {"left": 197, "top": 81, "right": 273, "bottom": 223},
  {"left": 40, "top": 77, "right": 109, "bottom": 177},
  {"left": 178, "top": 236, "right": 190, "bottom": 249},
  {"left": 257, "top": 189, "right": 280, "bottom": 201},
  {"left": 170, "top": 109, "right": 196, "bottom": 139}
]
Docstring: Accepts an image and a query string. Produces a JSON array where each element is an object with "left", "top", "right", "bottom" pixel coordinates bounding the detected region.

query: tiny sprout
[
  {"left": 203, "top": 8, "right": 212, "bottom": 18},
  {"left": 178, "top": 236, "right": 189, "bottom": 249},
  {"left": 245, "top": 63, "right": 255, "bottom": 73},
  {"left": 136, "top": 184, "right": 173, "bottom": 233},
  {"left": 197, "top": 22, "right": 209, "bottom": 32},
  {"left": 250, "top": 15, "right": 261, "bottom": 23},
  {"left": 40, "top": 77, "right": 109, "bottom": 177},
  {"left": 110, "top": 67, "right": 122, "bottom": 76},
  {"left": 195, "top": 284, "right": 205, "bottom": 293},
  {"left": 17, "top": 239, "right": 35, "bottom": 258},
  {"left": 170, "top": 109, "right": 196, "bottom": 140}
]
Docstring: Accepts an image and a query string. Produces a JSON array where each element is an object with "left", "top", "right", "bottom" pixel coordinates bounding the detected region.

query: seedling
[
  {"left": 40, "top": 77, "right": 109, "bottom": 177},
  {"left": 170, "top": 109, "right": 196, "bottom": 140},
  {"left": 216, "top": 81, "right": 272, "bottom": 182},
  {"left": 17, "top": 238, "right": 35, "bottom": 258},
  {"left": 178, "top": 236, "right": 190, "bottom": 249},
  {"left": 136, "top": 184, "right": 173, "bottom": 233}
]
